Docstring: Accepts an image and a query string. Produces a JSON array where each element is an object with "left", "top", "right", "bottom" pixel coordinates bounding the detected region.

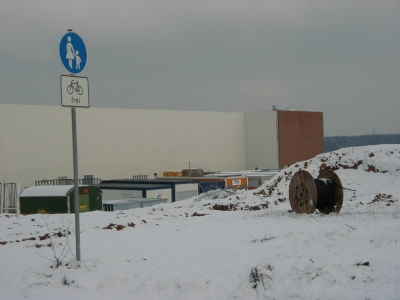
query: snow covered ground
[{"left": 1, "top": 145, "right": 399, "bottom": 299}]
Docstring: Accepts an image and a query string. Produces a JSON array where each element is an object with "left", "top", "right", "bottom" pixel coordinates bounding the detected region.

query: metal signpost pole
[
  {"left": 60, "top": 29, "right": 88, "bottom": 262},
  {"left": 71, "top": 107, "right": 81, "bottom": 261}
]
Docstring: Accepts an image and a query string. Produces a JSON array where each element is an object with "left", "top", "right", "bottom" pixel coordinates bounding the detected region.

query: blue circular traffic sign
[{"left": 59, "top": 32, "right": 87, "bottom": 74}]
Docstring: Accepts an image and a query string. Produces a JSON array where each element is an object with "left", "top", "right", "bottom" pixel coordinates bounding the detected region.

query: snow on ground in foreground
[{"left": 1, "top": 145, "right": 399, "bottom": 299}]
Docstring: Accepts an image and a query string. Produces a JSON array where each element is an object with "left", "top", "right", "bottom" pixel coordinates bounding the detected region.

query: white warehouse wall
[
  {"left": 244, "top": 111, "right": 279, "bottom": 170},
  {"left": 0, "top": 104, "right": 247, "bottom": 188},
  {"left": 0, "top": 105, "right": 73, "bottom": 189}
]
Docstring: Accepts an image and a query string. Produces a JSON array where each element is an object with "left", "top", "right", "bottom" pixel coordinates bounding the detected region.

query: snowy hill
[{"left": 1, "top": 145, "right": 399, "bottom": 299}]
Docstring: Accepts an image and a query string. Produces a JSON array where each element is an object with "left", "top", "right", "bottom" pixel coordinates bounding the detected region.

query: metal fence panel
[{"left": 102, "top": 198, "right": 167, "bottom": 211}]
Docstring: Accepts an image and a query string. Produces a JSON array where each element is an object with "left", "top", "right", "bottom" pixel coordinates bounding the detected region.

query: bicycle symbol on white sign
[
  {"left": 60, "top": 75, "right": 89, "bottom": 107},
  {"left": 67, "top": 80, "right": 83, "bottom": 95}
]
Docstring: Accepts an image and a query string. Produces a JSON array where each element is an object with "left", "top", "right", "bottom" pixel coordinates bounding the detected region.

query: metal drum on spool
[{"left": 289, "top": 169, "right": 343, "bottom": 214}]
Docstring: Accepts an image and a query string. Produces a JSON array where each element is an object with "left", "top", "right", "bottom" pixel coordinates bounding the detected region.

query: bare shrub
[
  {"left": 37, "top": 215, "right": 76, "bottom": 268},
  {"left": 250, "top": 264, "right": 274, "bottom": 289}
]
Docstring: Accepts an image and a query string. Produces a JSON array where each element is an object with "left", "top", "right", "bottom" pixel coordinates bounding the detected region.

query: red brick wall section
[{"left": 278, "top": 111, "right": 324, "bottom": 168}]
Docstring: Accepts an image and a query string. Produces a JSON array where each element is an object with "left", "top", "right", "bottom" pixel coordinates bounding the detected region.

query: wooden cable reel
[{"left": 289, "top": 169, "right": 343, "bottom": 214}]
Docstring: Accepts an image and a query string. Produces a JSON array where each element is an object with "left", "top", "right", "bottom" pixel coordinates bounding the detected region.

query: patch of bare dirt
[
  {"left": 368, "top": 193, "right": 397, "bottom": 205},
  {"left": 192, "top": 212, "right": 208, "bottom": 217},
  {"left": 103, "top": 223, "right": 125, "bottom": 231}
]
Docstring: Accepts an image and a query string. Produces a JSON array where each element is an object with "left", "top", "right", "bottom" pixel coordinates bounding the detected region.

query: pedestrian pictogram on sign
[{"left": 59, "top": 32, "right": 87, "bottom": 74}]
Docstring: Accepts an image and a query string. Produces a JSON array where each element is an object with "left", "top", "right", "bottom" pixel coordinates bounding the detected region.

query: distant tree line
[{"left": 324, "top": 134, "right": 400, "bottom": 152}]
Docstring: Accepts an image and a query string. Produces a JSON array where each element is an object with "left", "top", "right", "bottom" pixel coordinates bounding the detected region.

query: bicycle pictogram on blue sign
[{"left": 59, "top": 32, "right": 87, "bottom": 74}]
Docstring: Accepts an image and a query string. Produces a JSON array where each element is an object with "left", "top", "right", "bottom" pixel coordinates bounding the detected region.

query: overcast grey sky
[{"left": 1, "top": 1, "right": 399, "bottom": 136}]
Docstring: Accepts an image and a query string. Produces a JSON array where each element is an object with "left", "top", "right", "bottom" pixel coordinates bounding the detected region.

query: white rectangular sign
[{"left": 60, "top": 75, "right": 89, "bottom": 108}]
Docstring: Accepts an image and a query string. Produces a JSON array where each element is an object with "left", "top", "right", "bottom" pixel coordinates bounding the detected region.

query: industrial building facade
[{"left": 0, "top": 104, "right": 324, "bottom": 189}]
